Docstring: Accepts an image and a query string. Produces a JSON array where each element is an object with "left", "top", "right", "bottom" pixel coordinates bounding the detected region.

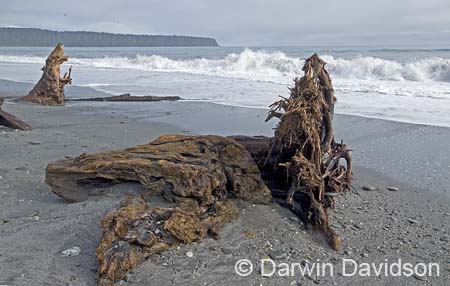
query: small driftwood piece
[
  {"left": 18, "top": 43, "right": 72, "bottom": 105},
  {"left": 97, "top": 196, "right": 240, "bottom": 286},
  {"left": 67, "top": 93, "right": 181, "bottom": 102},
  {"left": 45, "top": 134, "right": 271, "bottom": 285},
  {"left": 0, "top": 98, "right": 31, "bottom": 130}
]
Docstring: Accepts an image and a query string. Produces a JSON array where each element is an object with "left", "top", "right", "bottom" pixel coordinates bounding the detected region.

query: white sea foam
[
  {"left": 1, "top": 49, "right": 450, "bottom": 83},
  {"left": 0, "top": 55, "right": 45, "bottom": 64}
]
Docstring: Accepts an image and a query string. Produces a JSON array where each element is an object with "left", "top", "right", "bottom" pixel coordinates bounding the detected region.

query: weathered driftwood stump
[
  {"left": 235, "top": 54, "right": 352, "bottom": 250},
  {"left": 18, "top": 43, "right": 72, "bottom": 105},
  {"left": 0, "top": 97, "right": 31, "bottom": 130},
  {"left": 45, "top": 134, "right": 271, "bottom": 285}
]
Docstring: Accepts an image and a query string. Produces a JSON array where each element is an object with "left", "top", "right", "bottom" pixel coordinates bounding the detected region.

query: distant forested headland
[{"left": 0, "top": 28, "right": 219, "bottom": 47}]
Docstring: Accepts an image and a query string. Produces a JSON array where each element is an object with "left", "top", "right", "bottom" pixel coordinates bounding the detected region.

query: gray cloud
[{"left": 1, "top": 0, "right": 449, "bottom": 45}]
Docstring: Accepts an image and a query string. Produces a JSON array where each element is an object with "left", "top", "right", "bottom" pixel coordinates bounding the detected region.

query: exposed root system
[{"left": 237, "top": 54, "right": 352, "bottom": 250}]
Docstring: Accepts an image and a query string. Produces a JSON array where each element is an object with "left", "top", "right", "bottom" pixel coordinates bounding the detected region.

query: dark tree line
[{"left": 0, "top": 28, "right": 219, "bottom": 47}]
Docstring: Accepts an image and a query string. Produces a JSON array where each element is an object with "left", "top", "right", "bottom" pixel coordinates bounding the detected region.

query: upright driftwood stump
[
  {"left": 253, "top": 54, "right": 352, "bottom": 250},
  {"left": 0, "top": 97, "right": 31, "bottom": 130},
  {"left": 231, "top": 54, "right": 352, "bottom": 250},
  {"left": 18, "top": 43, "right": 72, "bottom": 105}
]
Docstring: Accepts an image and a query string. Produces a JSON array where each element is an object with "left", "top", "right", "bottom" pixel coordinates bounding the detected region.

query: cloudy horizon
[{"left": 1, "top": 0, "right": 449, "bottom": 46}]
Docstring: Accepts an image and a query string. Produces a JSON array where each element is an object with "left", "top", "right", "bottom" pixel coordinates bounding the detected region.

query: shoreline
[{"left": 1, "top": 78, "right": 450, "bottom": 129}]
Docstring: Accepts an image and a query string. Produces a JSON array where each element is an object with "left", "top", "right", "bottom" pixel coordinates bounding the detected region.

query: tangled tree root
[
  {"left": 235, "top": 54, "right": 353, "bottom": 250},
  {"left": 18, "top": 43, "right": 72, "bottom": 105}
]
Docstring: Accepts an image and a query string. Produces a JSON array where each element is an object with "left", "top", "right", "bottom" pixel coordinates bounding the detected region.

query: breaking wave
[
  {"left": 1, "top": 49, "right": 450, "bottom": 82},
  {"left": 323, "top": 55, "right": 450, "bottom": 82}
]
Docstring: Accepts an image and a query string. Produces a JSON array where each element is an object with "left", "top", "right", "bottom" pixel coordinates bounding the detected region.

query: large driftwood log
[
  {"left": 67, "top": 93, "right": 181, "bottom": 102},
  {"left": 0, "top": 98, "right": 31, "bottom": 130},
  {"left": 46, "top": 134, "right": 270, "bottom": 204},
  {"left": 18, "top": 43, "right": 72, "bottom": 105},
  {"left": 44, "top": 54, "right": 352, "bottom": 284},
  {"left": 45, "top": 135, "right": 271, "bottom": 284}
]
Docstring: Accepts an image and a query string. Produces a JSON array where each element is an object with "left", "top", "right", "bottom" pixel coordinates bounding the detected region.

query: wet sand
[{"left": 0, "top": 82, "right": 449, "bottom": 285}]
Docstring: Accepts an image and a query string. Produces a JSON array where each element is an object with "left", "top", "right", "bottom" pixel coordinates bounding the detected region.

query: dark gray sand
[{"left": 1, "top": 83, "right": 449, "bottom": 285}]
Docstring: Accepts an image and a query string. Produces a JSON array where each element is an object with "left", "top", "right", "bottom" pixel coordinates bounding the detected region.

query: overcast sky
[{"left": 1, "top": 0, "right": 449, "bottom": 46}]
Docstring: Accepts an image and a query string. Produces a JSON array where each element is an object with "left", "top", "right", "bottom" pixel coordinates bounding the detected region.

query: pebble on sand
[
  {"left": 185, "top": 251, "right": 194, "bottom": 258},
  {"left": 362, "top": 185, "right": 377, "bottom": 191},
  {"left": 413, "top": 273, "right": 427, "bottom": 281},
  {"left": 407, "top": 218, "right": 419, "bottom": 224},
  {"left": 269, "top": 249, "right": 289, "bottom": 260},
  {"left": 61, "top": 246, "right": 81, "bottom": 257}
]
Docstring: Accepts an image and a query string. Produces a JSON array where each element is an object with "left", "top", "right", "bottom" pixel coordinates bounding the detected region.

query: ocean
[{"left": 0, "top": 46, "right": 449, "bottom": 127}]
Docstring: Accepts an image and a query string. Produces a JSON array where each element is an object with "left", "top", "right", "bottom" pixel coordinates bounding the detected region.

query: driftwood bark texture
[
  {"left": 18, "top": 43, "right": 72, "bottom": 105},
  {"left": 96, "top": 196, "right": 240, "bottom": 286},
  {"left": 0, "top": 97, "right": 31, "bottom": 130},
  {"left": 68, "top": 93, "right": 181, "bottom": 102},
  {"left": 46, "top": 135, "right": 270, "bottom": 204}
]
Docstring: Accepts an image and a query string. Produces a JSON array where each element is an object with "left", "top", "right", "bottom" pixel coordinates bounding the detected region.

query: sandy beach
[{"left": 0, "top": 80, "right": 449, "bottom": 286}]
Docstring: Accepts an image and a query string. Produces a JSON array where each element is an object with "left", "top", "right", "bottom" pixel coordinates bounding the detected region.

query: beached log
[
  {"left": 0, "top": 97, "right": 31, "bottom": 130},
  {"left": 45, "top": 134, "right": 271, "bottom": 284},
  {"left": 67, "top": 93, "right": 181, "bottom": 102},
  {"left": 45, "top": 134, "right": 270, "bottom": 203},
  {"left": 18, "top": 43, "right": 71, "bottom": 105}
]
